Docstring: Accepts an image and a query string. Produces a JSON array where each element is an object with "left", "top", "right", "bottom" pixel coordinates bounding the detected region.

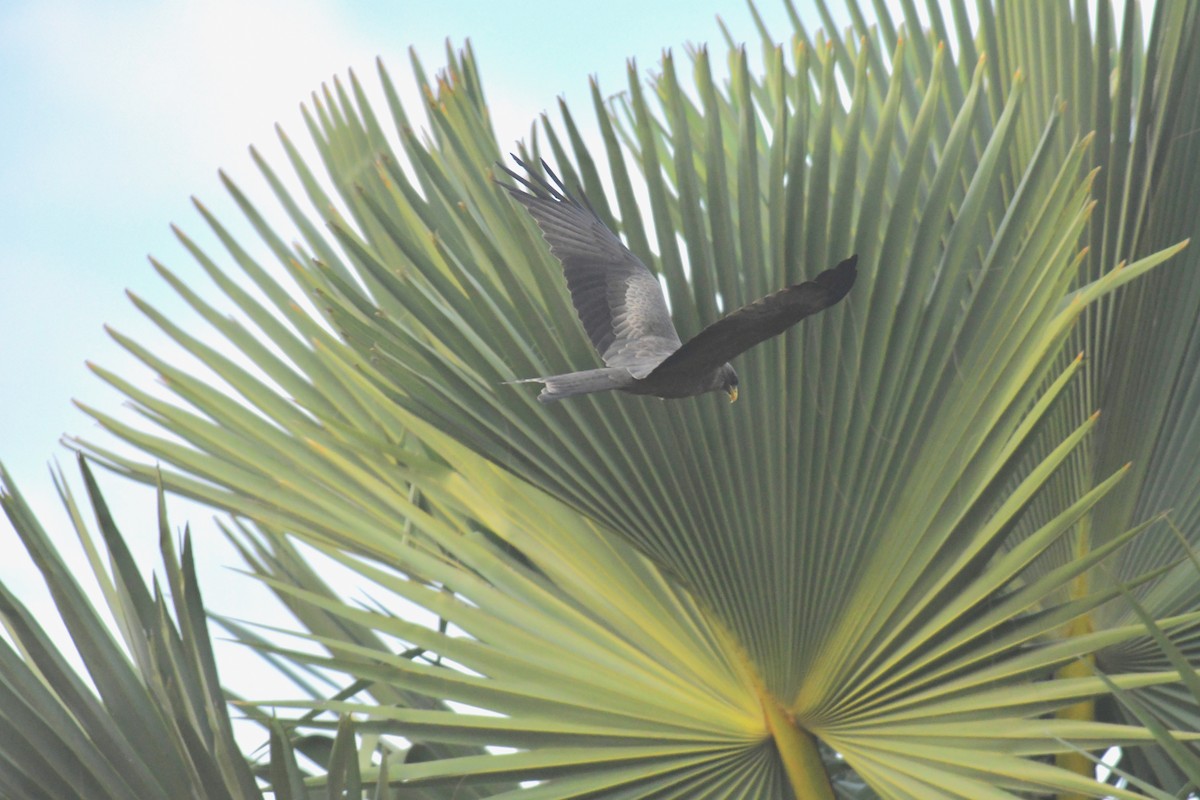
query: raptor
[{"left": 500, "top": 157, "right": 857, "bottom": 403}]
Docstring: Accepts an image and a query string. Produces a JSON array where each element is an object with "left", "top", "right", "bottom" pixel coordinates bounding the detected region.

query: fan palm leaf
[
  {"left": 0, "top": 460, "right": 265, "bottom": 799},
  {"left": 54, "top": 1, "right": 1200, "bottom": 796}
]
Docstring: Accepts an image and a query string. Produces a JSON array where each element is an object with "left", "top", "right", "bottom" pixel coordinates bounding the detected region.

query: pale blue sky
[{"left": 0, "top": 0, "right": 862, "bottom": 740}]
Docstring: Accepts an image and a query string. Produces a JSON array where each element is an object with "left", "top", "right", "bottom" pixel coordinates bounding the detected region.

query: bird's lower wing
[{"left": 645, "top": 254, "right": 858, "bottom": 380}]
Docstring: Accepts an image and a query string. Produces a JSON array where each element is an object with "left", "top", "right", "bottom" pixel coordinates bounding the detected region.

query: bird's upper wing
[
  {"left": 500, "top": 158, "right": 681, "bottom": 374},
  {"left": 645, "top": 255, "right": 858, "bottom": 380}
]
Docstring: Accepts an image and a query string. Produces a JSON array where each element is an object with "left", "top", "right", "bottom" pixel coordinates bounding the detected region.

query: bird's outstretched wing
[
  {"left": 646, "top": 255, "right": 858, "bottom": 381},
  {"left": 499, "top": 157, "right": 681, "bottom": 374}
]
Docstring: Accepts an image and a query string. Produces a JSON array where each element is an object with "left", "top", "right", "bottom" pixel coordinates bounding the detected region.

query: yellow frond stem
[
  {"left": 1054, "top": 513, "right": 1097, "bottom": 797},
  {"left": 760, "top": 689, "right": 835, "bottom": 800}
]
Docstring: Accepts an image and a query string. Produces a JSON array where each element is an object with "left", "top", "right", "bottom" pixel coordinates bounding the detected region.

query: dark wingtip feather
[
  {"left": 494, "top": 159, "right": 547, "bottom": 199},
  {"left": 494, "top": 154, "right": 589, "bottom": 210},
  {"left": 514, "top": 155, "right": 568, "bottom": 202},
  {"left": 540, "top": 158, "right": 569, "bottom": 196},
  {"left": 816, "top": 254, "right": 858, "bottom": 303}
]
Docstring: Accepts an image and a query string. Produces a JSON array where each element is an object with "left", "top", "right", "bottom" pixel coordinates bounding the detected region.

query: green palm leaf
[
  {"left": 939, "top": 0, "right": 1200, "bottom": 788},
  {"left": 56, "top": 1, "right": 1200, "bottom": 796},
  {"left": 0, "top": 459, "right": 263, "bottom": 799}
]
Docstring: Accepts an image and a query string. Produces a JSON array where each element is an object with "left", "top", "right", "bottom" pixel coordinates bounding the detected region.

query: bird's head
[{"left": 720, "top": 364, "right": 739, "bottom": 403}]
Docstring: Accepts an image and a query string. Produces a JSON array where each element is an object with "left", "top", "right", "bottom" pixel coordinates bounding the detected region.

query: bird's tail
[{"left": 506, "top": 368, "right": 632, "bottom": 403}]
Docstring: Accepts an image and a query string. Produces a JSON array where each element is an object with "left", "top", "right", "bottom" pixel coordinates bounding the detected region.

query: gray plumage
[{"left": 500, "top": 157, "right": 857, "bottom": 403}]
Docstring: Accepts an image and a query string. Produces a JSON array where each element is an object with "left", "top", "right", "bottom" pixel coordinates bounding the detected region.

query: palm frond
[
  {"left": 0, "top": 459, "right": 263, "bottom": 800},
  {"left": 50, "top": 0, "right": 1200, "bottom": 796}
]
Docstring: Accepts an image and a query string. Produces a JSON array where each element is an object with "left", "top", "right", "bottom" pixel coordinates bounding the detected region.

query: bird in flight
[{"left": 499, "top": 157, "right": 857, "bottom": 403}]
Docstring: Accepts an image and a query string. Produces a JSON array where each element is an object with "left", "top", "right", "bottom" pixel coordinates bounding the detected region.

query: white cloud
[
  {"left": 3, "top": 0, "right": 555, "bottom": 204},
  {"left": 4, "top": 1, "right": 369, "bottom": 199}
]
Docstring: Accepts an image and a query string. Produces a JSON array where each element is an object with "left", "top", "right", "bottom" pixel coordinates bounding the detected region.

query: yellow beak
[{"left": 727, "top": 386, "right": 739, "bottom": 403}]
